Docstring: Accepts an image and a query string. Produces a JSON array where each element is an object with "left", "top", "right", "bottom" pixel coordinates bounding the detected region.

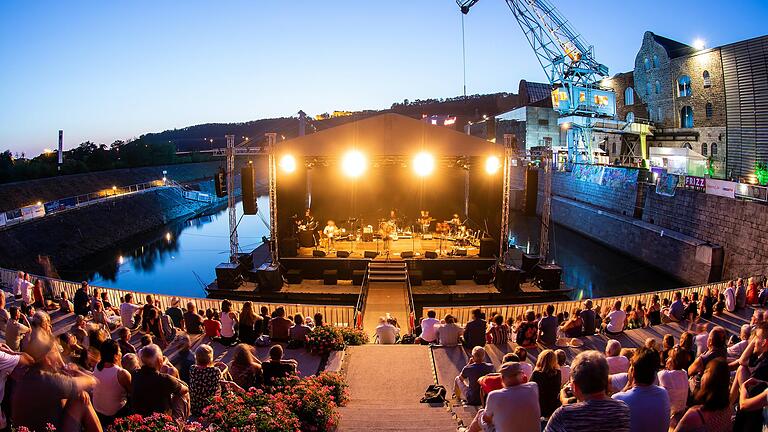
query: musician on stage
[
  {"left": 418, "top": 210, "right": 432, "bottom": 234},
  {"left": 380, "top": 221, "right": 394, "bottom": 254},
  {"left": 323, "top": 220, "right": 338, "bottom": 252},
  {"left": 449, "top": 213, "right": 462, "bottom": 236},
  {"left": 298, "top": 208, "right": 317, "bottom": 230}
]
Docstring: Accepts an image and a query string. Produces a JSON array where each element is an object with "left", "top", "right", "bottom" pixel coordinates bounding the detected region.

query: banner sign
[
  {"left": 705, "top": 179, "right": 736, "bottom": 199},
  {"left": 601, "top": 167, "right": 639, "bottom": 189},
  {"left": 0, "top": 213, "right": 6, "bottom": 227},
  {"left": 571, "top": 164, "right": 605, "bottom": 185},
  {"left": 735, "top": 183, "right": 768, "bottom": 202},
  {"left": 656, "top": 172, "right": 679, "bottom": 197},
  {"left": 684, "top": 176, "right": 706, "bottom": 191},
  {"left": 20, "top": 204, "right": 45, "bottom": 221}
]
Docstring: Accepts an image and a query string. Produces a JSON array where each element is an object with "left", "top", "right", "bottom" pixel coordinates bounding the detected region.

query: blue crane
[{"left": 458, "top": 0, "right": 617, "bottom": 163}]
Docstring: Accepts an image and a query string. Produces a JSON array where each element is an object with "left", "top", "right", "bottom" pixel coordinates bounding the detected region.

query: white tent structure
[{"left": 649, "top": 147, "right": 708, "bottom": 177}]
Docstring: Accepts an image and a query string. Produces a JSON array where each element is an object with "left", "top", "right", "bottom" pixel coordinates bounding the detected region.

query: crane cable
[{"left": 461, "top": 12, "right": 467, "bottom": 98}]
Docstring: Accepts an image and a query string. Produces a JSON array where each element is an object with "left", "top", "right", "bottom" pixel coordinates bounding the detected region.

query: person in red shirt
[
  {"left": 478, "top": 353, "right": 521, "bottom": 405},
  {"left": 203, "top": 309, "right": 221, "bottom": 340}
]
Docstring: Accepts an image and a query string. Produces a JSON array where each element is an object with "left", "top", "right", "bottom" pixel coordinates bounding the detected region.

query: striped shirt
[{"left": 544, "top": 398, "right": 630, "bottom": 432}]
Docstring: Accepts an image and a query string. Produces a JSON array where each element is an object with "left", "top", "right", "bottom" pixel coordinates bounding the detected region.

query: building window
[
  {"left": 701, "top": 143, "right": 708, "bottom": 156},
  {"left": 658, "top": 107, "right": 663, "bottom": 123},
  {"left": 703, "top": 70, "right": 711, "bottom": 88},
  {"left": 653, "top": 55, "right": 660, "bottom": 68},
  {"left": 538, "top": 119, "right": 549, "bottom": 126},
  {"left": 625, "top": 87, "right": 634, "bottom": 105},
  {"left": 626, "top": 112, "right": 635, "bottom": 123},
  {"left": 706, "top": 102, "right": 713, "bottom": 118},
  {"left": 644, "top": 58, "right": 651, "bottom": 71},
  {"left": 646, "top": 82, "right": 653, "bottom": 97},
  {"left": 612, "top": 142, "right": 617, "bottom": 154},
  {"left": 711, "top": 143, "right": 718, "bottom": 156},
  {"left": 655, "top": 81, "right": 661, "bottom": 94},
  {"left": 678, "top": 75, "right": 692, "bottom": 97},
  {"left": 681, "top": 106, "right": 694, "bottom": 128}
]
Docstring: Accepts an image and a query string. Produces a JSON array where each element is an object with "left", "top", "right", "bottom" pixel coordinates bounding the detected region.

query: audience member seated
[
  {"left": 602, "top": 300, "right": 626, "bottom": 335},
  {"left": 647, "top": 295, "right": 662, "bottom": 326},
  {"left": 514, "top": 346, "right": 534, "bottom": 378},
  {"left": 73, "top": 281, "right": 91, "bottom": 317},
  {"left": 59, "top": 291, "right": 74, "bottom": 314},
  {"left": 478, "top": 353, "right": 520, "bottom": 404},
  {"left": 612, "top": 346, "right": 670, "bottom": 432},
  {"left": 664, "top": 292, "right": 685, "bottom": 322},
  {"left": 165, "top": 298, "right": 184, "bottom": 329},
  {"left": 183, "top": 302, "right": 204, "bottom": 335},
  {"left": 268, "top": 307, "right": 293, "bottom": 343},
  {"left": 555, "top": 349, "right": 570, "bottom": 386},
  {"left": 116, "top": 326, "right": 136, "bottom": 356},
  {"left": 486, "top": 313, "right": 511, "bottom": 346},
  {"left": 544, "top": 351, "right": 631, "bottom": 432},
  {"left": 605, "top": 340, "right": 630, "bottom": 374},
  {"left": 684, "top": 292, "right": 700, "bottom": 322},
  {"left": 693, "top": 324, "right": 709, "bottom": 356},
  {"left": 0, "top": 334, "right": 31, "bottom": 431},
  {"left": 468, "top": 362, "right": 540, "bottom": 432},
  {"left": 676, "top": 358, "right": 732, "bottom": 432},
  {"left": 262, "top": 345, "right": 298, "bottom": 387},
  {"left": 203, "top": 309, "right": 221, "bottom": 340},
  {"left": 122, "top": 353, "right": 140, "bottom": 372},
  {"left": 92, "top": 340, "right": 131, "bottom": 427},
  {"left": 228, "top": 344, "right": 263, "bottom": 390},
  {"left": 463, "top": 308, "right": 487, "bottom": 349},
  {"left": 289, "top": 313, "right": 312, "bottom": 347},
  {"left": 375, "top": 316, "right": 399, "bottom": 344},
  {"left": 688, "top": 326, "right": 727, "bottom": 385},
  {"left": 5, "top": 306, "right": 30, "bottom": 352},
  {"left": 190, "top": 344, "right": 226, "bottom": 416},
  {"left": 581, "top": 300, "right": 596, "bottom": 335},
  {"left": 142, "top": 307, "right": 167, "bottom": 348},
  {"left": 531, "top": 349, "right": 562, "bottom": 418},
  {"left": 538, "top": 305, "right": 558, "bottom": 345},
  {"left": 560, "top": 308, "right": 583, "bottom": 339},
  {"left": 119, "top": 293, "right": 142, "bottom": 330},
  {"left": 731, "top": 322, "right": 768, "bottom": 430},
  {"left": 436, "top": 314, "right": 463, "bottom": 347},
  {"left": 58, "top": 332, "right": 83, "bottom": 364},
  {"left": 454, "top": 346, "right": 494, "bottom": 406},
  {"left": 219, "top": 300, "right": 238, "bottom": 346},
  {"left": 174, "top": 334, "right": 194, "bottom": 385},
  {"left": 658, "top": 346, "right": 690, "bottom": 423},
  {"left": 237, "top": 301, "right": 261, "bottom": 344},
  {"left": 515, "top": 310, "right": 538, "bottom": 349},
  {"left": 131, "top": 344, "right": 189, "bottom": 419},
  {"left": 12, "top": 330, "right": 100, "bottom": 432},
  {"left": 723, "top": 280, "right": 736, "bottom": 312},
  {"left": 416, "top": 310, "right": 440, "bottom": 344},
  {"left": 728, "top": 324, "right": 751, "bottom": 361}
]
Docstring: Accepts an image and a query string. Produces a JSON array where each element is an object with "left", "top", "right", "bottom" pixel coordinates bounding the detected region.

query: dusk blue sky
[{"left": 2, "top": 1, "right": 767, "bottom": 155}]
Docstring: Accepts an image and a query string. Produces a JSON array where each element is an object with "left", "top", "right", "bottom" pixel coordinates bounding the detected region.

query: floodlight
[
  {"left": 486, "top": 156, "right": 501, "bottom": 174},
  {"left": 279, "top": 154, "right": 297, "bottom": 173},
  {"left": 413, "top": 152, "right": 435, "bottom": 177},
  {"left": 342, "top": 150, "right": 366, "bottom": 178}
]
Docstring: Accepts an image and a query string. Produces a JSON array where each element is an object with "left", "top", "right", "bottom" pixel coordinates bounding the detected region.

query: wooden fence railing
[
  {"left": 0, "top": 268, "right": 355, "bottom": 328},
  {"left": 422, "top": 280, "right": 740, "bottom": 326}
]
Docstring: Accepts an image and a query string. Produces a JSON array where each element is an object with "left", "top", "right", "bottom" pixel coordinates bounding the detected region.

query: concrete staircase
[{"left": 367, "top": 261, "right": 408, "bottom": 283}]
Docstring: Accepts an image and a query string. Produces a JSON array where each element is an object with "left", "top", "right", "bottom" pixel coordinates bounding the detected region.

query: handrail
[
  {"left": 405, "top": 267, "right": 416, "bottom": 334},
  {"left": 420, "top": 279, "right": 752, "bottom": 326},
  {"left": 352, "top": 268, "right": 370, "bottom": 329},
  {"left": 0, "top": 267, "right": 355, "bottom": 328}
]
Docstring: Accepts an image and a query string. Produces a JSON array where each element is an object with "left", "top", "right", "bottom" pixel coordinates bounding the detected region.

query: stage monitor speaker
[
  {"left": 313, "top": 249, "right": 326, "bottom": 258},
  {"left": 364, "top": 251, "right": 378, "bottom": 259},
  {"left": 280, "top": 238, "right": 298, "bottom": 258},
  {"left": 257, "top": 264, "right": 282, "bottom": 291},
  {"left": 362, "top": 232, "right": 373, "bottom": 242},
  {"left": 454, "top": 248, "right": 468, "bottom": 256},
  {"left": 480, "top": 238, "right": 496, "bottom": 258},
  {"left": 285, "top": 269, "right": 302, "bottom": 284},
  {"left": 521, "top": 253, "right": 541, "bottom": 273},
  {"left": 535, "top": 264, "right": 562, "bottom": 291},
  {"left": 215, "top": 263, "right": 241, "bottom": 290},
  {"left": 474, "top": 269, "right": 492, "bottom": 285},
  {"left": 336, "top": 250, "right": 350, "bottom": 258},
  {"left": 425, "top": 251, "right": 438, "bottom": 259},
  {"left": 495, "top": 263, "right": 522, "bottom": 294},
  {"left": 241, "top": 165, "right": 257, "bottom": 215},
  {"left": 400, "top": 251, "right": 414, "bottom": 259}
]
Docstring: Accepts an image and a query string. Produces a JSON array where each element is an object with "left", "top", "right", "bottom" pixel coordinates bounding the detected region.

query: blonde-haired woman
[
  {"left": 228, "top": 344, "right": 263, "bottom": 390},
  {"left": 530, "top": 349, "right": 561, "bottom": 417}
]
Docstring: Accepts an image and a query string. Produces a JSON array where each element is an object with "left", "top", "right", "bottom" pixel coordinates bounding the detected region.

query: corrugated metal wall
[{"left": 721, "top": 35, "right": 768, "bottom": 180}]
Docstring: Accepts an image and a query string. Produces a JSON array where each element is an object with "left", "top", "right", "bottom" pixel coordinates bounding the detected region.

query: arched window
[
  {"left": 646, "top": 82, "right": 653, "bottom": 97},
  {"left": 653, "top": 55, "right": 660, "bottom": 68},
  {"left": 626, "top": 112, "right": 635, "bottom": 123},
  {"left": 681, "top": 106, "right": 694, "bottom": 128},
  {"left": 703, "top": 70, "right": 711, "bottom": 88},
  {"left": 701, "top": 143, "right": 708, "bottom": 156},
  {"left": 644, "top": 58, "right": 651, "bottom": 71},
  {"left": 625, "top": 87, "right": 634, "bottom": 105},
  {"left": 706, "top": 102, "right": 713, "bottom": 118},
  {"left": 655, "top": 81, "right": 661, "bottom": 94},
  {"left": 678, "top": 75, "right": 692, "bottom": 97},
  {"left": 711, "top": 143, "right": 718, "bottom": 156}
]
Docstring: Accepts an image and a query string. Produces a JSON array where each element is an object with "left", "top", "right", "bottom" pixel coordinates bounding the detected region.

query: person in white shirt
[
  {"left": 556, "top": 349, "right": 571, "bottom": 386},
  {"left": 16, "top": 273, "right": 33, "bottom": 307},
  {"left": 657, "top": 346, "right": 689, "bottom": 418},
  {"left": 0, "top": 346, "right": 32, "bottom": 430},
  {"left": 323, "top": 220, "right": 337, "bottom": 252},
  {"left": 375, "top": 317, "right": 399, "bottom": 344},
  {"left": 468, "top": 361, "right": 540, "bottom": 432},
  {"left": 513, "top": 346, "right": 534, "bottom": 378},
  {"left": 119, "top": 293, "right": 142, "bottom": 330},
  {"left": 724, "top": 281, "right": 736, "bottom": 312},
  {"left": 602, "top": 300, "right": 626, "bottom": 334},
  {"left": 728, "top": 324, "right": 751, "bottom": 361},
  {"left": 605, "top": 339, "right": 630, "bottom": 374},
  {"left": 416, "top": 310, "right": 440, "bottom": 344},
  {"left": 436, "top": 315, "right": 464, "bottom": 346},
  {"left": 693, "top": 324, "right": 709, "bottom": 356}
]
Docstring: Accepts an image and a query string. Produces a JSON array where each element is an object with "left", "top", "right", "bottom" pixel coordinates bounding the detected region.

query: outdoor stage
[{"left": 296, "top": 235, "right": 482, "bottom": 259}]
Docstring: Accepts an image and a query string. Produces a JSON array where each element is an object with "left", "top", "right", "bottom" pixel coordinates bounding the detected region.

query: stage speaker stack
[
  {"left": 298, "top": 230, "right": 315, "bottom": 248},
  {"left": 336, "top": 250, "right": 350, "bottom": 258},
  {"left": 313, "top": 249, "right": 326, "bottom": 258},
  {"left": 521, "top": 253, "right": 541, "bottom": 274},
  {"left": 215, "top": 263, "right": 242, "bottom": 290},
  {"left": 400, "top": 251, "right": 414, "bottom": 259},
  {"left": 280, "top": 238, "right": 298, "bottom": 257},
  {"left": 425, "top": 251, "right": 438, "bottom": 259},
  {"left": 495, "top": 263, "right": 522, "bottom": 294},
  {"left": 474, "top": 269, "right": 492, "bottom": 285},
  {"left": 524, "top": 168, "right": 539, "bottom": 216},
  {"left": 480, "top": 237, "right": 496, "bottom": 258},
  {"left": 257, "top": 263, "right": 282, "bottom": 292},
  {"left": 535, "top": 264, "right": 562, "bottom": 291},
  {"left": 241, "top": 165, "right": 258, "bottom": 215}
]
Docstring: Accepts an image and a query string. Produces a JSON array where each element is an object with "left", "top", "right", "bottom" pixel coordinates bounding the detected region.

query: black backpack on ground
[{"left": 420, "top": 385, "right": 447, "bottom": 404}]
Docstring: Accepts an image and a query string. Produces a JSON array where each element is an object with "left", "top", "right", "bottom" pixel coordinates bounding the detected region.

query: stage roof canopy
[{"left": 276, "top": 113, "right": 502, "bottom": 158}]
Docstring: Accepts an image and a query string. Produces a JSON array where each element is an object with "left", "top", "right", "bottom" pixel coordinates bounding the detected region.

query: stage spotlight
[
  {"left": 342, "top": 150, "right": 366, "bottom": 178},
  {"left": 279, "top": 154, "right": 296, "bottom": 173},
  {"left": 413, "top": 152, "right": 435, "bottom": 177},
  {"left": 485, "top": 155, "right": 501, "bottom": 174}
]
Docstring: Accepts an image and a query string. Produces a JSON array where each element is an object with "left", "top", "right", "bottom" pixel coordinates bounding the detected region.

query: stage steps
[{"left": 368, "top": 261, "right": 408, "bottom": 283}]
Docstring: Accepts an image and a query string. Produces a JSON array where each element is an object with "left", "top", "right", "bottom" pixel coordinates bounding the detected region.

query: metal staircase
[{"left": 367, "top": 261, "right": 408, "bottom": 283}]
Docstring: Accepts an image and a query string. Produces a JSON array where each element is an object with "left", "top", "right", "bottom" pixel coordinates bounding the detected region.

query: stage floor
[{"left": 298, "top": 236, "right": 480, "bottom": 258}]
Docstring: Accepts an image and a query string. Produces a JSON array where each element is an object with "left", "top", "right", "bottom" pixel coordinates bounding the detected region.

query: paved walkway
[
  {"left": 337, "top": 345, "right": 457, "bottom": 431},
  {"left": 362, "top": 282, "right": 410, "bottom": 340}
]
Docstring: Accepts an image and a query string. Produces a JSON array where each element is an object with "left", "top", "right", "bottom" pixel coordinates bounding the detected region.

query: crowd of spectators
[{"left": 0, "top": 272, "right": 341, "bottom": 431}]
